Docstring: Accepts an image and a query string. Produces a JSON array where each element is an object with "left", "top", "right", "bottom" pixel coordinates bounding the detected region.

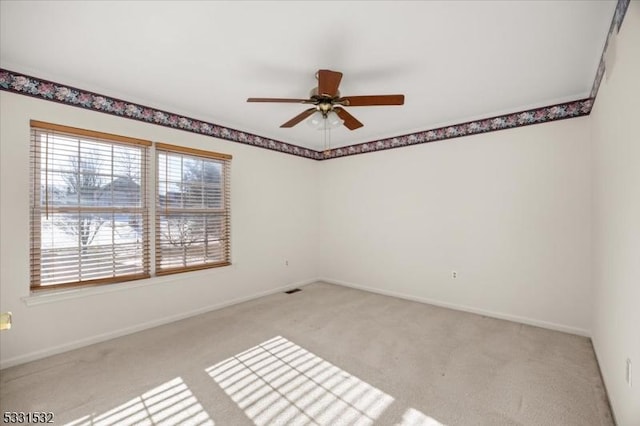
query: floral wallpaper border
[
  {"left": 0, "top": 69, "right": 594, "bottom": 162},
  {"left": 0, "top": 0, "right": 629, "bottom": 162},
  {"left": 0, "top": 70, "right": 322, "bottom": 161},
  {"left": 590, "top": 0, "right": 630, "bottom": 99},
  {"left": 323, "top": 99, "right": 593, "bottom": 160}
]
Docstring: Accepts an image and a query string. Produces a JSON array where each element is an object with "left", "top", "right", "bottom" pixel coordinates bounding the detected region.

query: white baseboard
[
  {"left": 319, "top": 277, "right": 591, "bottom": 337},
  {"left": 2, "top": 277, "right": 589, "bottom": 369},
  {"left": 0, "top": 278, "right": 318, "bottom": 370},
  {"left": 590, "top": 336, "right": 618, "bottom": 425}
]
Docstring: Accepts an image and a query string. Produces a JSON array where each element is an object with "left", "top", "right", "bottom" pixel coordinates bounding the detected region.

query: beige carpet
[{"left": 0, "top": 282, "right": 613, "bottom": 425}]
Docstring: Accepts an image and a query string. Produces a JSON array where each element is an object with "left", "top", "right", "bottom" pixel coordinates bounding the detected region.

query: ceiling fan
[{"left": 247, "top": 69, "right": 405, "bottom": 130}]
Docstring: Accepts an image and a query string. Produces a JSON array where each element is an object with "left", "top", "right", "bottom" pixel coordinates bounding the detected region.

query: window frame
[
  {"left": 30, "top": 121, "right": 153, "bottom": 291},
  {"left": 155, "top": 143, "right": 232, "bottom": 276}
]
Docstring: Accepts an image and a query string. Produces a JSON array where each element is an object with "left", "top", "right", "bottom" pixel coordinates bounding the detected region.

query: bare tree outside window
[
  {"left": 162, "top": 215, "right": 201, "bottom": 266},
  {"left": 54, "top": 153, "right": 105, "bottom": 253},
  {"left": 117, "top": 149, "right": 141, "bottom": 180}
]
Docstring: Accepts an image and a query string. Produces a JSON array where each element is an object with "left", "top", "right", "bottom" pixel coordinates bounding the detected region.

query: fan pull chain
[{"left": 323, "top": 116, "right": 331, "bottom": 158}]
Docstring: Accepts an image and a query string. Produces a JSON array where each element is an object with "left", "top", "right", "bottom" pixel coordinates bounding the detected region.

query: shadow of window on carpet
[
  {"left": 206, "top": 335, "right": 445, "bottom": 426},
  {"left": 65, "top": 377, "right": 214, "bottom": 426}
]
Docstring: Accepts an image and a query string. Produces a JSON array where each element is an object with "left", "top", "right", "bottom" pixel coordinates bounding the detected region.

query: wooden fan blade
[
  {"left": 340, "top": 94, "right": 405, "bottom": 106},
  {"left": 317, "top": 70, "right": 343, "bottom": 97},
  {"left": 334, "top": 107, "right": 363, "bottom": 130},
  {"left": 280, "top": 108, "right": 317, "bottom": 128},
  {"left": 247, "top": 97, "right": 310, "bottom": 103}
]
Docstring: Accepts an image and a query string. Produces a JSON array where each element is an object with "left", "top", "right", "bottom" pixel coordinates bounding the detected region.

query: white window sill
[{"left": 22, "top": 263, "right": 234, "bottom": 306}]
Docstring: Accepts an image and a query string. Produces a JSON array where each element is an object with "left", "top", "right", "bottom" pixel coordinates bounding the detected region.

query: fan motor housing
[{"left": 310, "top": 88, "right": 339, "bottom": 115}]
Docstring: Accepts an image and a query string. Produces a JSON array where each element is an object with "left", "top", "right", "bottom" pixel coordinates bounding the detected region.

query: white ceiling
[{"left": 0, "top": 1, "right": 616, "bottom": 151}]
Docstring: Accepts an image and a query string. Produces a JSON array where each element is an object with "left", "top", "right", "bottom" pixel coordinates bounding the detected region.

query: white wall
[
  {"left": 319, "top": 117, "right": 592, "bottom": 335},
  {"left": 590, "top": 2, "right": 640, "bottom": 424},
  {"left": 2, "top": 26, "right": 636, "bottom": 426},
  {"left": 0, "top": 92, "right": 319, "bottom": 368}
]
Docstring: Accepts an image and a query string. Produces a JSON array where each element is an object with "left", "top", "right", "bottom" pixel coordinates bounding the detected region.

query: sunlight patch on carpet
[
  {"left": 399, "top": 407, "right": 446, "bottom": 425},
  {"left": 206, "top": 335, "right": 394, "bottom": 425},
  {"left": 65, "top": 377, "right": 214, "bottom": 426}
]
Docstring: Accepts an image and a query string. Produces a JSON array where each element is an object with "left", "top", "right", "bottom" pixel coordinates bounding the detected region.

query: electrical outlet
[
  {"left": 452, "top": 271, "right": 458, "bottom": 279},
  {"left": 285, "top": 259, "right": 289, "bottom": 266},
  {"left": 626, "top": 358, "right": 632, "bottom": 387}
]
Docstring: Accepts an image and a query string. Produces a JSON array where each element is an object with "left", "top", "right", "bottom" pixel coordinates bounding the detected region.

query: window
[
  {"left": 30, "top": 121, "right": 151, "bottom": 290},
  {"left": 30, "top": 122, "right": 232, "bottom": 291},
  {"left": 156, "top": 143, "right": 231, "bottom": 274}
]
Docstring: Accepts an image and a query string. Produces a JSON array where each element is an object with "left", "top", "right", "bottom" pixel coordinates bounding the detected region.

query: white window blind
[
  {"left": 156, "top": 143, "right": 231, "bottom": 274},
  {"left": 30, "top": 121, "right": 151, "bottom": 290}
]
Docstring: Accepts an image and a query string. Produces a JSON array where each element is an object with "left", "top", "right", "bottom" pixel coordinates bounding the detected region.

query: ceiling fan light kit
[
  {"left": 247, "top": 69, "right": 405, "bottom": 131},
  {"left": 307, "top": 110, "right": 343, "bottom": 130}
]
